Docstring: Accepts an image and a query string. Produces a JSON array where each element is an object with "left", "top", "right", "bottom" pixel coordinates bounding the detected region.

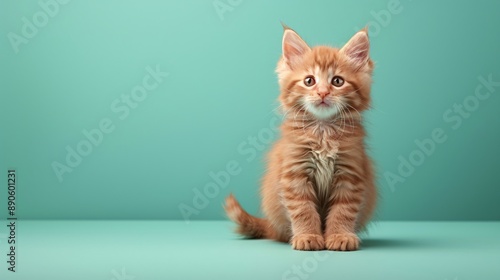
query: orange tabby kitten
[{"left": 225, "top": 26, "right": 376, "bottom": 251}]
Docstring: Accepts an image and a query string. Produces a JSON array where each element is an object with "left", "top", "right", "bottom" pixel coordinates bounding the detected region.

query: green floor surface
[{"left": 1, "top": 221, "right": 499, "bottom": 280}]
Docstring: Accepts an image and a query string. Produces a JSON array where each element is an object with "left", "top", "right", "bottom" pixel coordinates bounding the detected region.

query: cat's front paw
[
  {"left": 325, "top": 233, "right": 359, "bottom": 251},
  {"left": 291, "top": 234, "right": 325, "bottom": 251}
]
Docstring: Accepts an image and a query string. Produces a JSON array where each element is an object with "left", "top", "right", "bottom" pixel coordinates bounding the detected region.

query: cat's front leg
[
  {"left": 281, "top": 175, "right": 324, "bottom": 251},
  {"left": 324, "top": 175, "right": 365, "bottom": 251}
]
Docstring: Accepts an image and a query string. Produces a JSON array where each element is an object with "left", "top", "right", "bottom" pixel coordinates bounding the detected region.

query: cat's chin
[{"left": 305, "top": 102, "right": 339, "bottom": 120}]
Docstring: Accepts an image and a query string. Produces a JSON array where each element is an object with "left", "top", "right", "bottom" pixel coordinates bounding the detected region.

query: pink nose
[{"left": 317, "top": 90, "right": 330, "bottom": 99}]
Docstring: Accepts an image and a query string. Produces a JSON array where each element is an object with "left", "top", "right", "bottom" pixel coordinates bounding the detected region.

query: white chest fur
[{"left": 310, "top": 136, "right": 339, "bottom": 197}]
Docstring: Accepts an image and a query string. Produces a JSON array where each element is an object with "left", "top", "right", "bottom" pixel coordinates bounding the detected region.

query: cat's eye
[
  {"left": 331, "top": 76, "right": 345, "bottom": 87},
  {"left": 304, "top": 76, "right": 316, "bottom": 87}
]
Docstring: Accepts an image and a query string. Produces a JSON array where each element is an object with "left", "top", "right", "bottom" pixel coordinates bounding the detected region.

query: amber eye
[
  {"left": 331, "top": 76, "right": 344, "bottom": 87},
  {"left": 304, "top": 76, "right": 316, "bottom": 87}
]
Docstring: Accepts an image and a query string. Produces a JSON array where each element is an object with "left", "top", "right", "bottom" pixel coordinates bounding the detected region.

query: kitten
[{"left": 225, "top": 26, "right": 376, "bottom": 251}]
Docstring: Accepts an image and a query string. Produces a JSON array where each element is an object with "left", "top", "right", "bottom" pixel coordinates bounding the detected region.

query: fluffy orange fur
[{"left": 225, "top": 26, "right": 376, "bottom": 251}]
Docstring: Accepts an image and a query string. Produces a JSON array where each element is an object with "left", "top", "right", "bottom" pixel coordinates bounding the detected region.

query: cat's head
[{"left": 276, "top": 26, "right": 374, "bottom": 120}]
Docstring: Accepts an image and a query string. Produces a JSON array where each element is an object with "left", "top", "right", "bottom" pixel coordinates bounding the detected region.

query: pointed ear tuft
[
  {"left": 280, "top": 21, "right": 290, "bottom": 31},
  {"left": 282, "top": 27, "right": 310, "bottom": 69},
  {"left": 340, "top": 29, "right": 370, "bottom": 70}
]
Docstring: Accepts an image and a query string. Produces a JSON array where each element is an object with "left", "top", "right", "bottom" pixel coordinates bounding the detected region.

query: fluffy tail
[{"left": 224, "top": 194, "right": 273, "bottom": 239}]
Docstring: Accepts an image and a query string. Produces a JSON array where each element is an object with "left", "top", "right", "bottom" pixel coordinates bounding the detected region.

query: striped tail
[{"left": 224, "top": 194, "right": 274, "bottom": 239}]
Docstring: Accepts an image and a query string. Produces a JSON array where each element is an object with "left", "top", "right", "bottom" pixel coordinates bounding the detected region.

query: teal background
[{"left": 1, "top": 0, "right": 499, "bottom": 220}]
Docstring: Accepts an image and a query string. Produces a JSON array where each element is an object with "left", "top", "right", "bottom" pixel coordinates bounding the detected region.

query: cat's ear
[
  {"left": 282, "top": 26, "right": 310, "bottom": 69},
  {"left": 340, "top": 28, "right": 370, "bottom": 70}
]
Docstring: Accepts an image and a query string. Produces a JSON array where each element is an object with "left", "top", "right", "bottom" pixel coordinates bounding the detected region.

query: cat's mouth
[
  {"left": 305, "top": 100, "right": 339, "bottom": 119},
  {"left": 315, "top": 100, "right": 332, "bottom": 108}
]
